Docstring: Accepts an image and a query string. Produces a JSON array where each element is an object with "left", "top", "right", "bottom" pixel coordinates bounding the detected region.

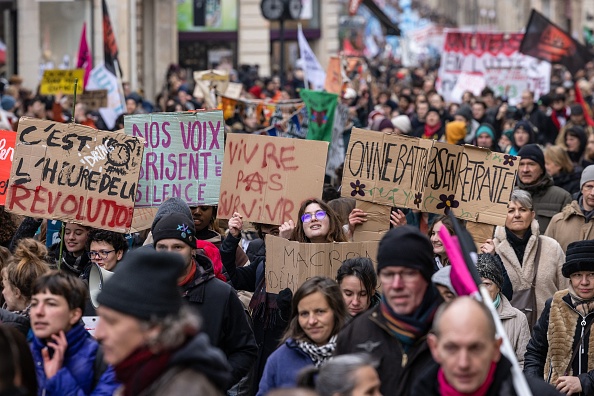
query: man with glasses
[
  {"left": 546, "top": 165, "right": 594, "bottom": 252},
  {"left": 524, "top": 240, "right": 594, "bottom": 395},
  {"left": 335, "top": 226, "right": 442, "bottom": 396}
]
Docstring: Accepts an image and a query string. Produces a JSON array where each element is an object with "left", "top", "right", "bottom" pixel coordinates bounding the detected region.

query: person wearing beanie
[
  {"left": 391, "top": 114, "right": 412, "bottom": 134},
  {"left": 335, "top": 226, "right": 443, "bottom": 396},
  {"left": 95, "top": 250, "right": 231, "bottom": 395},
  {"left": 431, "top": 266, "right": 456, "bottom": 302},
  {"left": 545, "top": 164, "right": 594, "bottom": 252},
  {"left": 152, "top": 212, "right": 257, "bottom": 389},
  {"left": 377, "top": 117, "right": 395, "bottom": 133},
  {"left": 474, "top": 123, "right": 498, "bottom": 151},
  {"left": 516, "top": 143, "right": 572, "bottom": 233},
  {"left": 509, "top": 120, "right": 536, "bottom": 155},
  {"left": 445, "top": 120, "right": 467, "bottom": 145},
  {"left": 525, "top": 240, "right": 594, "bottom": 393},
  {"left": 476, "top": 254, "right": 530, "bottom": 367}
]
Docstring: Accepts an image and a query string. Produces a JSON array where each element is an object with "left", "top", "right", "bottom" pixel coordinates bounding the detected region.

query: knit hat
[
  {"left": 431, "top": 266, "right": 456, "bottom": 296},
  {"left": 445, "top": 121, "right": 467, "bottom": 145},
  {"left": 377, "top": 226, "right": 434, "bottom": 282},
  {"left": 96, "top": 250, "right": 185, "bottom": 320},
  {"left": 151, "top": 197, "right": 194, "bottom": 231},
  {"left": 152, "top": 212, "right": 196, "bottom": 248},
  {"left": 391, "top": 115, "right": 412, "bottom": 134},
  {"left": 581, "top": 165, "right": 594, "bottom": 189},
  {"left": 378, "top": 118, "right": 394, "bottom": 131},
  {"left": 476, "top": 123, "right": 496, "bottom": 141},
  {"left": 1, "top": 95, "right": 15, "bottom": 111},
  {"left": 455, "top": 105, "right": 472, "bottom": 121},
  {"left": 562, "top": 240, "right": 594, "bottom": 277},
  {"left": 475, "top": 254, "right": 504, "bottom": 291},
  {"left": 502, "top": 129, "right": 514, "bottom": 140},
  {"left": 570, "top": 104, "right": 584, "bottom": 116},
  {"left": 517, "top": 144, "right": 545, "bottom": 172}
]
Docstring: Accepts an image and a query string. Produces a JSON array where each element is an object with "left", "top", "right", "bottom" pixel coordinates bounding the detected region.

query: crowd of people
[{"left": 4, "top": 57, "right": 594, "bottom": 396}]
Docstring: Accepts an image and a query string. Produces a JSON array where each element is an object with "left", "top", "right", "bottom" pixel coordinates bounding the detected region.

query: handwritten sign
[
  {"left": 68, "top": 90, "right": 108, "bottom": 111},
  {"left": 266, "top": 235, "right": 379, "bottom": 293},
  {"left": 0, "top": 131, "right": 15, "bottom": 205},
  {"left": 5, "top": 117, "right": 144, "bottom": 232},
  {"left": 342, "top": 128, "right": 520, "bottom": 226},
  {"left": 218, "top": 134, "right": 328, "bottom": 224},
  {"left": 40, "top": 69, "right": 85, "bottom": 95},
  {"left": 125, "top": 110, "right": 225, "bottom": 207}
]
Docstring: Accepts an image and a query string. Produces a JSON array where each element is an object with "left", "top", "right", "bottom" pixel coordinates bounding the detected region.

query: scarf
[
  {"left": 181, "top": 258, "right": 215, "bottom": 295},
  {"left": 551, "top": 108, "right": 569, "bottom": 130},
  {"left": 568, "top": 283, "right": 594, "bottom": 316},
  {"left": 516, "top": 174, "right": 553, "bottom": 197},
  {"left": 296, "top": 335, "right": 337, "bottom": 368},
  {"left": 504, "top": 227, "right": 532, "bottom": 266},
  {"left": 493, "top": 293, "right": 501, "bottom": 309},
  {"left": 249, "top": 275, "right": 280, "bottom": 329},
  {"left": 424, "top": 121, "right": 442, "bottom": 139},
  {"left": 12, "top": 304, "right": 31, "bottom": 319},
  {"left": 178, "top": 261, "right": 197, "bottom": 286},
  {"left": 114, "top": 346, "right": 173, "bottom": 396},
  {"left": 380, "top": 286, "right": 441, "bottom": 351},
  {"left": 579, "top": 195, "right": 594, "bottom": 223},
  {"left": 437, "top": 361, "right": 497, "bottom": 396}
]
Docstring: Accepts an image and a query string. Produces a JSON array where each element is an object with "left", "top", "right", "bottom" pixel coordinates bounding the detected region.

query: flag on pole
[
  {"left": 300, "top": 89, "right": 338, "bottom": 142},
  {"left": 76, "top": 22, "right": 92, "bottom": 86},
  {"left": 102, "top": 0, "right": 122, "bottom": 77},
  {"left": 298, "top": 24, "right": 326, "bottom": 91}
]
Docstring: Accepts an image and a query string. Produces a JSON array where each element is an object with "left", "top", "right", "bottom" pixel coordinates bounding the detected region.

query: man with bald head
[{"left": 412, "top": 297, "right": 561, "bottom": 395}]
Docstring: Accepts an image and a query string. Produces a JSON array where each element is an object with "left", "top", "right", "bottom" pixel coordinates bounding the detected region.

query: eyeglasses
[
  {"left": 379, "top": 269, "right": 420, "bottom": 283},
  {"left": 570, "top": 272, "right": 594, "bottom": 281},
  {"left": 301, "top": 210, "right": 327, "bottom": 223},
  {"left": 88, "top": 250, "right": 115, "bottom": 259}
]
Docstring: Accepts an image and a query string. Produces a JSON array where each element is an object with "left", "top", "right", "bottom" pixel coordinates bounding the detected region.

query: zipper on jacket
[
  {"left": 580, "top": 318, "right": 586, "bottom": 374},
  {"left": 402, "top": 353, "right": 408, "bottom": 367}
]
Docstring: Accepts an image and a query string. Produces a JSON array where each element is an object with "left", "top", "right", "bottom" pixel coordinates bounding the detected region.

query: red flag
[
  {"left": 574, "top": 81, "right": 594, "bottom": 127},
  {"left": 76, "top": 22, "right": 92, "bottom": 86}
]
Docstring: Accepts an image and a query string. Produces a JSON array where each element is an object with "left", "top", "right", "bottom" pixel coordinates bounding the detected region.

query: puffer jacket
[
  {"left": 517, "top": 175, "right": 572, "bottom": 234},
  {"left": 30, "top": 323, "right": 118, "bottom": 396},
  {"left": 545, "top": 199, "right": 594, "bottom": 252},
  {"left": 498, "top": 294, "right": 530, "bottom": 368},
  {"left": 493, "top": 219, "right": 567, "bottom": 319}
]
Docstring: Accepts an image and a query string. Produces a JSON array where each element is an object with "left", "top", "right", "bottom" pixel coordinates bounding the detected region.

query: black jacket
[
  {"left": 0, "top": 308, "right": 30, "bottom": 336},
  {"left": 413, "top": 356, "right": 562, "bottom": 395},
  {"left": 220, "top": 234, "right": 264, "bottom": 292}
]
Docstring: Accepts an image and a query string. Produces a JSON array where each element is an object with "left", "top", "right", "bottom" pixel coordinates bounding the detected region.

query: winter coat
[
  {"left": 517, "top": 175, "right": 573, "bottom": 234},
  {"left": 413, "top": 356, "right": 562, "bottom": 395},
  {"left": 30, "top": 323, "right": 118, "bottom": 396},
  {"left": 493, "top": 219, "right": 567, "bottom": 319},
  {"left": 498, "top": 294, "right": 530, "bottom": 368},
  {"left": 335, "top": 305, "right": 434, "bottom": 396},
  {"left": 524, "top": 290, "right": 594, "bottom": 393},
  {"left": 553, "top": 171, "right": 582, "bottom": 195},
  {"left": 0, "top": 308, "right": 30, "bottom": 336},
  {"left": 114, "top": 333, "right": 231, "bottom": 396},
  {"left": 256, "top": 338, "right": 313, "bottom": 396},
  {"left": 545, "top": 200, "right": 594, "bottom": 252}
]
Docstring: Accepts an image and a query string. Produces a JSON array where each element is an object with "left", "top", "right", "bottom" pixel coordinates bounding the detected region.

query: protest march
[{"left": 2, "top": 2, "right": 594, "bottom": 396}]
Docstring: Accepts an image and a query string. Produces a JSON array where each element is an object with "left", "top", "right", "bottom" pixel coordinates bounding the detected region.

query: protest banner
[
  {"left": 125, "top": 110, "right": 225, "bottom": 207},
  {"left": 68, "top": 90, "right": 108, "bottom": 111},
  {"left": 266, "top": 235, "right": 379, "bottom": 293},
  {"left": 437, "top": 30, "right": 551, "bottom": 105},
  {"left": 218, "top": 133, "right": 328, "bottom": 225},
  {"left": 300, "top": 89, "right": 338, "bottom": 142},
  {"left": 342, "top": 128, "right": 520, "bottom": 226},
  {"left": 5, "top": 118, "right": 145, "bottom": 232},
  {"left": 193, "top": 70, "right": 229, "bottom": 108},
  {"left": 40, "top": 69, "right": 85, "bottom": 95},
  {"left": 324, "top": 57, "right": 343, "bottom": 95},
  {"left": 0, "top": 130, "right": 16, "bottom": 205}
]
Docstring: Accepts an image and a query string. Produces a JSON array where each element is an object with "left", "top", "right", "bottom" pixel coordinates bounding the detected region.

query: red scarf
[
  {"left": 437, "top": 361, "right": 497, "bottom": 396},
  {"left": 424, "top": 121, "right": 442, "bottom": 139},
  {"left": 550, "top": 108, "right": 569, "bottom": 130},
  {"left": 178, "top": 260, "right": 197, "bottom": 286},
  {"left": 114, "top": 346, "right": 173, "bottom": 396}
]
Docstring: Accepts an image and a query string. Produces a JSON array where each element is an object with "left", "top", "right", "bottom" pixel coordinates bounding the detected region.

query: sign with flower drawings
[{"left": 342, "top": 128, "right": 520, "bottom": 226}]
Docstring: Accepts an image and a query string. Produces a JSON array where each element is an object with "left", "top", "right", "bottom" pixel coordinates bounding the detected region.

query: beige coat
[
  {"left": 498, "top": 294, "right": 530, "bottom": 368},
  {"left": 545, "top": 200, "right": 594, "bottom": 252},
  {"left": 493, "top": 219, "right": 567, "bottom": 318}
]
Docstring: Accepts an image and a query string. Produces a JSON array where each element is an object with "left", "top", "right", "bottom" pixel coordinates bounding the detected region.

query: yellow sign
[{"left": 40, "top": 69, "right": 85, "bottom": 95}]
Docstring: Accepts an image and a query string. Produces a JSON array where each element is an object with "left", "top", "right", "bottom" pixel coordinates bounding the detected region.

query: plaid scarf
[
  {"left": 13, "top": 304, "right": 31, "bottom": 319},
  {"left": 296, "top": 335, "right": 337, "bottom": 368}
]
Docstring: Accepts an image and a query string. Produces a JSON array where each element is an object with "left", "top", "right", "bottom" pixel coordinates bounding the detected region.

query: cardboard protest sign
[
  {"left": 437, "top": 30, "right": 550, "bottom": 105},
  {"left": 193, "top": 70, "right": 229, "bottom": 108},
  {"left": 68, "top": 90, "right": 108, "bottom": 111},
  {"left": 125, "top": 110, "right": 225, "bottom": 207},
  {"left": 218, "top": 134, "right": 328, "bottom": 224},
  {"left": 266, "top": 235, "right": 379, "bottom": 293},
  {"left": 342, "top": 128, "right": 520, "bottom": 226},
  {"left": 5, "top": 117, "right": 144, "bottom": 232},
  {"left": 0, "top": 130, "right": 16, "bottom": 205},
  {"left": 324, "top": 56, "right": 343, "bottom": 95},
  {"left": 352, "top": 201, "right": 390, "bottom": 242},
  {"left": 40, "top": 69, "right": 85, "bottom": 95}
]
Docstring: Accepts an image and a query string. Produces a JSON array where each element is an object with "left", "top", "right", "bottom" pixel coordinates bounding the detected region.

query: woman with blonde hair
[{"left": 544, "top": 145, "right": 581, "bottom": 194}]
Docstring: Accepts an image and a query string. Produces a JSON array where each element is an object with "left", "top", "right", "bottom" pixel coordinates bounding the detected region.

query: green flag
[{"left": 300, "top": 89, "right": 338, "bottom": 142}]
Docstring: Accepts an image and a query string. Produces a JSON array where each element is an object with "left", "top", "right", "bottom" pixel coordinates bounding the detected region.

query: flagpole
[
  {"left": 113, "top": 59, "right": 126, "bottom": 118},
  {"left": 298, "top": 23, "right": 310, "bottom": 90}
]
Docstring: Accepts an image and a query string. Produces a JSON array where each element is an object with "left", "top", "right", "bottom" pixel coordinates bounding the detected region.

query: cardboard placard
[
  {"left": 266, "top": 235, "right": 379, "bottom": 293},
  {"left": 130, "top": 207, "right": 159, "bottom": 233},
  {"left": 324, "top": 56, "right": 343, "bottom": 95},
  {"left": 353, "top": 201, "right": 391, "bottom": 242},
  {"left": 218, "top": 134, "right": 328, "bottom": 224},
  {"left": 5, "top": 117, "right": 144, "bottom": 232},
  {"left": 466, "top": 221, "right": 496, "bottom": 250},
  {"left": 342, "top": 128, "right": 520, "bottom": 226},
  {"left": 0, "top": 130, "right": 16, "bottom": 205},
  {"left": 68, "top": 90, "right": 108, "bottom": 111},
  {"left": 125, "top": 110, "right": 225, "bottom": 207},
  {"left": 40, "top": 69, "right": 85, "bottom": 95}
]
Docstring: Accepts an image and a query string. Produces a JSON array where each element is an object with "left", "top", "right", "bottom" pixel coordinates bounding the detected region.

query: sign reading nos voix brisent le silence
[
  {"left": 5, "top": 118, "right": 145, "bottom": 232},
  {"left": 125, "top": 110, "right": 225, "bottom": 207}
]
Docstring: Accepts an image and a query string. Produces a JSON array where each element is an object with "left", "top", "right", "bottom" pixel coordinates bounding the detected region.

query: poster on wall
[{"left": 178, "top": 0, "right": 238, "bottom": 32}]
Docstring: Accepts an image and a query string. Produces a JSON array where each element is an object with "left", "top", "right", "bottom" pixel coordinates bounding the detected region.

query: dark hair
[
  {"left": 0, "top": 325, "right": 37, "bottom": 395},
  {"left": 428, "top": 214, "right": 463, "bottom": 240},
  {"left": 32, "top": 271, "right": 87, "bottom": 312},
  {"left": 283, "top": 277, "right": 348, "bottom": 343},
  {"left": 327, "top": 197, "right": 356, "bottom": 227},
  {"left": 293, "top": 198, "right": 347, "bottom": 243},
  {"left": 322, "top": 184, "right": 340, "bottom": 203},
  {"left": 336, "top": 258, "right": 377, "bottom": 301},
  {"left": 5, "top": 239, "right": 50, "bottom": 302},
  {"left": 87, "top": 229, "right": 128, "bottom": 253}
]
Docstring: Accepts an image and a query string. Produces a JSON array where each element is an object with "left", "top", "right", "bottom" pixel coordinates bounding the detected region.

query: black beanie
[
  {"left": 96, "top": 250, "right": 185, "bottom": 320},
  {"left": 152, "top": 212, "right": 196, "bottom": 248},
  {"left": 377, "top": 226, "right": 434, "bottom": 281},
  {"left": 475, "top": 254, "right": 504, "bottom": 291},
  {"left": 517, "top": 144, "right": 544, "bottom": 172},
  {"left": 562, "top": 240, "right": 594, "bottom": 278}
]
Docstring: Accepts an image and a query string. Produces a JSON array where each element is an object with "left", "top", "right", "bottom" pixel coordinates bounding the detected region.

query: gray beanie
[
  {"left": 431, "top": 266, "right": 456, "bottom": 296},
  {"left": 391, "top": 115, "right": 412, "bottom": 134},
  {"left": 581, "top": 165, "right": 594, "bottom": 189},
  {"left": 151, "top": 197, "right": 193, "bottom": 231}
]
